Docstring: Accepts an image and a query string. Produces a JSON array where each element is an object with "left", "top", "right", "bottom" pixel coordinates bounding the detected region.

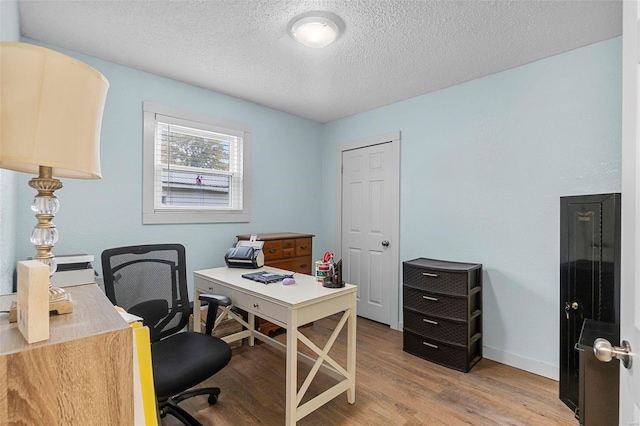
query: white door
[
  {"left": 619, "top": 1, "right": 640, "bottom": 422},
  {"left": 341, "top": 137, "right": 399, "bottom": 326}
]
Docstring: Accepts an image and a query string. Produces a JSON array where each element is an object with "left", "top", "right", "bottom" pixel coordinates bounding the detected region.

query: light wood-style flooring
[{"left": 162, "top": 315, "right": 577, "bottom": 426}]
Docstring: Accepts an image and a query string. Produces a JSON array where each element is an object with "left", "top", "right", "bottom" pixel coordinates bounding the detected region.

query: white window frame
[{"left": 143, "top": 102, "right": 251, "bottom": 224}]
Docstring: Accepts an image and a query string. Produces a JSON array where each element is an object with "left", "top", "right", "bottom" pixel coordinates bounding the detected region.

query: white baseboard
[{"left": 483, "top": 346, "right": 559, "bottom": 381}]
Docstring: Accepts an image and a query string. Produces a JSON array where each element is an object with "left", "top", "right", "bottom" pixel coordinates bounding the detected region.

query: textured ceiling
[{"left": 18, "top": 0, "right": 622, "bottom": 123}]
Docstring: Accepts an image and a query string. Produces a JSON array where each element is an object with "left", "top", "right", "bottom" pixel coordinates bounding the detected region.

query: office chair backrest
[{"left": 101, "top": 243, "right": 191, "bottom": 342}]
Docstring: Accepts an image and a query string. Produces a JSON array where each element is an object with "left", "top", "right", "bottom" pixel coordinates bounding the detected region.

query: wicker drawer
[
  {"left": 403, "top": 264, "right": 470, "bottom": 295},
  {"left": 403, "top": 308, "right": 474, "bottom": 345},
  {"left": 402, "top": 257, "right": 482, "bottom": 373},
  {"left": 403, "top": 286, "right": 471, "bottom": 321},
  {"left": 403, "top": 330, "right": 481, "bottom": 372}
]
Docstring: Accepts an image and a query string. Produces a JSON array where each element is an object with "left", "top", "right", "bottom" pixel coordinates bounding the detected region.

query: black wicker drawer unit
[{"left": 402, "top": 257, "right": 482, "bottom": 372}]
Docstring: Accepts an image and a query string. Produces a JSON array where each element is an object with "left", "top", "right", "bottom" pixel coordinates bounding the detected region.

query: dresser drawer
[
  {"left": 282, "top": 239, "right": 295, "bottom": 258},
  {"left": 296, "top": 238, "right": 312, "bottom": 256},
  {"left": 269, "top": 257, "right": 312, "bottom": 275},
  {"left": 263, "top": 240, "right": 283, "bottom": 260},
  {"left": 403, "top": 264, "right": 470, "bottom": 295},
  {"left": 403, "top": 309, "right": 473, "bottom": 345},
  {"left": 403, "top": 330, "right": 480, "bottom": 372},
  {"left": 403, "top": 286, "right": 471, "bottom": 321}
]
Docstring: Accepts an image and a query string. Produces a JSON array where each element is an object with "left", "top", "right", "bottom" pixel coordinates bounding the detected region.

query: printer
[
  {"left": 12, "top": 254, "right": 96, "bottom": 293},
  {"left": 50, "top": 254, "right": 95, "bottom": 287},
  {"left": 225, "top": 237, "right": 264, "bottom": 269}
]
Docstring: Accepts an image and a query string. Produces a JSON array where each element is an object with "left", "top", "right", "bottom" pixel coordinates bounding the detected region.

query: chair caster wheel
[{"left": 208, "top": 394, "right": 218, "bottom": 405}]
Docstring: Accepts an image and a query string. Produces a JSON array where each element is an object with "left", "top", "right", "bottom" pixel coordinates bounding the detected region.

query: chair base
[{"left": 159, "top": 387, "right": 221, "bottom": 426}]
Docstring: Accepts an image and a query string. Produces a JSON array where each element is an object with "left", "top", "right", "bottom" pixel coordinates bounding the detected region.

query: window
[{"left": 143, "top": 102, "right": 251, "bottom": 224}]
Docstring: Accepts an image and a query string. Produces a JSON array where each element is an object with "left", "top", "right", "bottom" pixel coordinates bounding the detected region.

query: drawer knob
[
  {"left": 269, "top": 249, "right": 276, "bottom": 253},
  {"left": 300, "top": 245, "right": 308, "bottom": 250},
  {"left": 423, "top": 318, "right": 439, "bottom": 325},
  {"left": 423, "top": 272, "right": 438, "bottom": 278},
  {"left": 422, "top": 295, "right": 439, "bottom": 302},
  {"left": 253, "top": 303, "right": 259, "bottom": 308},
  {"left": 208, "top": 287, "right": 214, "bottom": 291},
  {"left": 423, "top": 342, "right": 439, "bottom": 349}
]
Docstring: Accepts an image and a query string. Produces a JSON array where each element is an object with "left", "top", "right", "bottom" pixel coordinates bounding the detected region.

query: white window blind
[
  {"left": 143, "top": 102, "right": 251, "bottom": 224},
  {"left": 153, "top": 115, "right": 244, "bottom": 212}
]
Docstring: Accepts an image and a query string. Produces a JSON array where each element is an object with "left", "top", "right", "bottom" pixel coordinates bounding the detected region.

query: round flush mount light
[{"left": 289, "top": 11, "right": 344, "bottom": 48}]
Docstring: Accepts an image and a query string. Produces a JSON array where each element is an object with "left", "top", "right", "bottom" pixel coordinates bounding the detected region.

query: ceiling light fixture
[{"left": 289, "top": 11, "right": 344, "bottom": 48}]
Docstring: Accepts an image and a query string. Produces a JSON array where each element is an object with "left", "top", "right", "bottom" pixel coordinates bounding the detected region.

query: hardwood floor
[{"left": 162, "top": 315, "right": 577, "bottom": 426}]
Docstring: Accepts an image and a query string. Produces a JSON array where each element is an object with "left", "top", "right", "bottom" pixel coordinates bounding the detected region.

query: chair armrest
[
  {"left": 129, "top": 299, "right": 169, "bottom": 342},
  {"left": 198, "top": 294, "right": 231, "bottom": 307},
  {"left": 198, "top": 294, "right": 232, "bottom": 335}
]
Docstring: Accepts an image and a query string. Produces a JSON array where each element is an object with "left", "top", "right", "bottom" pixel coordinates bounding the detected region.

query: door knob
[
  {"left": 381, "top": 240, "right": 390, "bottom": 247},
  {"left": 593, "top": 338, "right": 632, "bottom": 369},
  {"left": 564, "top": 301, "right": 579, "bottom": 319}
]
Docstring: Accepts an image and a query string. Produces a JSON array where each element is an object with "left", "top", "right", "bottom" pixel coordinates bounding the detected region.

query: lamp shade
[{"left": 0, "top": 42, "right": 109, "bottom": 179}]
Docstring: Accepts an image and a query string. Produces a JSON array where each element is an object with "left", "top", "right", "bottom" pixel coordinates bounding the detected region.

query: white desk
[{"left": 193, "top": 266, "right": 357, "bottom": 425}]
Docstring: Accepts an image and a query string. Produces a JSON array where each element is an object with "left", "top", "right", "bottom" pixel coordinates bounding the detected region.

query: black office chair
[{"left": 101, "top": 243, "right": 232, "bottom": 426}]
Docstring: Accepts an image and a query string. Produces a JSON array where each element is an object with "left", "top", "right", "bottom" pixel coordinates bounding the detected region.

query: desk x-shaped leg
[
  {"left": 196, "top": 292, "right": 357, "bottom": 426},
  {"left": 285, "top": 297, "right": 356, "bottom": 425}
]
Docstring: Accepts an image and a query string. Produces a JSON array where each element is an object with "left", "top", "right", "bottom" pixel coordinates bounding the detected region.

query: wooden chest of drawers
[
  {"left": 402, "top": 257, "right": 482, "bottom": 372},
  {"left": 236, "top": 232, "right": 314, "bottom": 335},
  {"left": 237, "top": 232, "right": 314, "bottom": 275}
]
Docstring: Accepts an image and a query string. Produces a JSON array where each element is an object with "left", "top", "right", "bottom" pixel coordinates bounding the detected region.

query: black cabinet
[
  {"left": 577, "top": 320, "right": 619, "bottom": 426},
  {"left": 560, "top": 193, "right": 621, "bottom": 416},
  {"left": 402, "top": 258, "right": 482, "bottom": 372}
]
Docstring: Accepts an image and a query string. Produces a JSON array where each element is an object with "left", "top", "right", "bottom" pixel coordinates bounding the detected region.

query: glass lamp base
[{"left": 23, "top": 165, "right": 74, "bottom": 319}]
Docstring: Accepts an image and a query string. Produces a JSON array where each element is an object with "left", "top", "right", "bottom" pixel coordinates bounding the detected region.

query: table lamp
[{"left": 0, "top": 42, "right": 109, "bottom": 317}]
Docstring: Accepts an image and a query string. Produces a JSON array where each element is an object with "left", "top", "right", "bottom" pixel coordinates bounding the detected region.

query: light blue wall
[
  {"left": 320, "top": 38, "right": 622, "bottom": 371},
  {"left": 0, "top": 0, "right": 20, "bottom": 294},
  {"left": 15, "top": 40, "right": 323, "bottom": 292},
  {"left": 0, "top": 0, "right": 19, "bottom": 40},
  {"left": 10, "top": 34, "right": 622, "bottom": 372}
]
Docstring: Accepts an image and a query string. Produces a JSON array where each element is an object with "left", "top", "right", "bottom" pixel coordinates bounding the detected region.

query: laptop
[{"left": 241, "top": 271, "right": 287, "bottom": 284}]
